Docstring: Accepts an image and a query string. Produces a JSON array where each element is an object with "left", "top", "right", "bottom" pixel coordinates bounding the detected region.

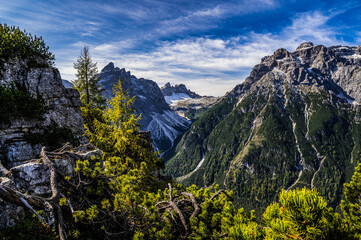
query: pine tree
[
  {"left": 263, "top": 188, "right": 343, "bottom": 240},
  {"left": 73, "top": 45, "right": 104, "bottom": 107},
  {"left": 341, "top": 163, "right": 361, "bottom": 239}
]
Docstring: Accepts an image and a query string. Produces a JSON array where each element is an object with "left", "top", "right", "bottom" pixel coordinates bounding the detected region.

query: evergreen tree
[
  {"left": 341, "top": 163, "right": 361, "bottom": 239},
  {"left": 73, "top": 45, "right": 104, "bottom": 107},
  {"left": 66, "top": 80, "right": 164, "bottom": 238},
  {"left": 263, "top": 188, "right": 344, "bottom": 240}
]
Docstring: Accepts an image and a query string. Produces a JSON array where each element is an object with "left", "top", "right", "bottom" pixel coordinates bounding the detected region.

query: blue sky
[{"left": 1, "top": 0, "right": 360, "bottom": 96}]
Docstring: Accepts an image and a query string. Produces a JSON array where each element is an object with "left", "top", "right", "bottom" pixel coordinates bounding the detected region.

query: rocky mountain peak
[
  {"left": 166, "top": 43, "right": 361, "bottom": 214},
  {"left": 161, "top": 82, "right": 201, "bottom": 103},
  {"left": 98, "top": 63, "right": 190, "bottom": 151},
  {"left": 234, "top": 43, "right": 361, "bottom": 103},
  {"left": 101, "top": 62, "right": 115, "bottom": 73},
  {"left": 296, "top": 42, "right": 314, "bottom": 50},
  {"left": 164, "top": 82, "right": 171, "bottom": 88}
]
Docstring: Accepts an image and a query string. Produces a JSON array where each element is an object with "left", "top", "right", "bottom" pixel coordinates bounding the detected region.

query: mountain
[
  {"left": 62, "top": 79, "right": 73, "bottom": 88},
  {"left": 98, "top": 63, "right": 190, "bottom": 151},
  {"left": 161, "top": 82, "right": 201, "bottom": 104},
  {"left": 165, "top": 42, "right": 361, "bottom": 214},
  {"left": 161, "top": 82, "right": 221, "bottom": 120}
]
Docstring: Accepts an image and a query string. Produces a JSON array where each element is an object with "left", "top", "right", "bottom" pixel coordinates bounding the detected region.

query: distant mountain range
[
  {"left": 98, "top": 63, "right": 190, "bottom": 152},
  {"left": 165, "top": 42, "right": 361, "bottom": 214},
  {"left": 62, "top": 79, "right": 73, "bottom": 88},
  {"left": 161, "top": 82, "right": 220, "bottom": 120}
]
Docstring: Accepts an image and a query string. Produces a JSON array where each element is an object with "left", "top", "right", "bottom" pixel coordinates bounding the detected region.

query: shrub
[
  {"left": 0, "top": 84, "right": 46, "bottom": 124},
  {"left": 0, "top": 23, "right": 54, "bottom": 68}
]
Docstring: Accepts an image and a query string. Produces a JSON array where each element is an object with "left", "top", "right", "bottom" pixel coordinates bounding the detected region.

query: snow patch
[
  {"left": 272, "top": 68, "right": 286, "bottom": 75},
  {"left": 342, "top": 54, "right": 361, "bottom": 59},
  {"left": 147, "top": 110, "right": 190, "bottom": 147},
  {"left": 164, "top": 93, "right": 191, "bottom": 104},
  {"left": 337, "top": 91, "right": 355, "bottom": 104}
]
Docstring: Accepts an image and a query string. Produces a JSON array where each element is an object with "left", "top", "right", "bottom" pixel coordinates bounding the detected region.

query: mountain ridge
[{"left": 165, "top": 42, "right": 361, "bottom": 214}]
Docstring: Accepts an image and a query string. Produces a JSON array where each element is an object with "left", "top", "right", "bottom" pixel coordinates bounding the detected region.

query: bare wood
[
  {"left": 20, "top": 197, "right": 46, "bottom": 222},
  {"left": 41, "top": 147, "right": 60, "bottom": 202},
  {"left": 56, "top": 204, "right": 66, "bottom": 240},
  {"left": 182, "top": 192, "right": 200, "bottom": 219},
  {"left": 168, "top": 183, "right": 173, "bottom": 202},
  {"left": 209, "top": 190, "right": 226, "bottom": 201},
  {"left": 60, "top": 193, "right": 74, "bottom": 214},
  {"left": 0, "top": 185, "right": 44, "bottom": 208},
  {"left": 168, "top": 183, "right": 188, "bottom": 232}
]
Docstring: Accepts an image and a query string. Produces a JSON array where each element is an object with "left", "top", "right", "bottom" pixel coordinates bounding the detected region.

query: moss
[{"left": 0, "top": 84, "right": 46, "bottom": 124}]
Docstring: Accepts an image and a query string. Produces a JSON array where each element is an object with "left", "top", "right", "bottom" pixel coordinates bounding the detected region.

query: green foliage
[
  {"left": 62, "top": 80, "right": 164, "bottom": 238},
  {"left": 165, "top": 96, "right": 236, "bottom": 177},
  {"left": 0, "top": 84, "right": 46, "bottom": 124},
  {"left": 263, "top": 188, "right": 343, "bottom": 240},
  {"left": 166, "top": 88, "right": 361, "bottom": 218},
  {"left": 0, "top": 23, "right": 54, "bottom": 68},
  {"left": 73, "top": 46, "right": 104, "bottom": 107},
  {"left": 0, "top": 212, "right": 58, "bottom": 240},
  {"left": 24, "top": 122, "right": 78, "bottom": 149},
  {"left": 341, "top": 163, "right": 361, "bottom": 239},
  {"left": 133, "top": 184, "right": 263, "bottom": 240}
]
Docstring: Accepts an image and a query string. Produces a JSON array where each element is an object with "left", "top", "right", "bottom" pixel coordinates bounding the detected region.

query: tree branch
[
  {"left": 182, "top": 192, "right": 200, "bottom": 219},
  {"left": 41, "top": 147, "right": 60, "bottom": 202}
]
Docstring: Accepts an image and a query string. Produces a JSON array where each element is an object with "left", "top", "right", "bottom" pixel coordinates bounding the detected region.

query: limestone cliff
[
  {"left": 0, "top": 58, "right": 84, "bottom": 169},
  {"left": 0, "top": 58, "right": 84, "bottom": 228}
]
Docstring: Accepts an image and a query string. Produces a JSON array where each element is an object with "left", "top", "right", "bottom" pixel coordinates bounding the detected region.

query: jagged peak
[
  {"left": 102, "top": 62, "right": 115, "bottom": 72},
  {"left": 100, "top": 63, "right": 132, "bottom": 79},
  {"left": 296, "top": 42, "right": 314, "bottom": 50},
  {"left": 273, "top": 48, "right": 291, "bottom": 60},
  {"left": 161, "top": 82, "right": 201, "bottom": 98}
]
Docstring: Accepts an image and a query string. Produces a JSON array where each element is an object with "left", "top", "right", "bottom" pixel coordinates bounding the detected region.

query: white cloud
[{"left": 57, "top": 11, "right": 350, "bottom": 96}]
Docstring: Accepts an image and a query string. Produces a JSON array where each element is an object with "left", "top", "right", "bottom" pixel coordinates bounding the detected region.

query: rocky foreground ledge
[{"left": 0, "top": 143, "right": 101, "bottom": 230}]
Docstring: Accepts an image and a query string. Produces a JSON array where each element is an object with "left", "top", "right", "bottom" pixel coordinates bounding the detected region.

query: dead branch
[
  {"left": 0, "top": 184, "right": 44, "bottom": 208},
  {"left": 168, "top": 183, "right": 188, "bottom": 232},
  {"left": 41, "top": 147, "right": 60, "bottom": 202},
  {"left": 181, "top": 192, "right": 200, "bottom": 219},
  {"left": 209, "top": 190, "right": 228, "bottom": 201}
]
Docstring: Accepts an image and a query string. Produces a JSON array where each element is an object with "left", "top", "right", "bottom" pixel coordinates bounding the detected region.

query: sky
[{"left": 1, "top": 0, "right": 360, "bottom": 96}]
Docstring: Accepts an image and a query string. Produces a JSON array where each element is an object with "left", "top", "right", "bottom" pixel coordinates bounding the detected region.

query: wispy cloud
[
  {"left": 156, "top": 0, "right": 278, "bottom": 36},
  {"left": 58, "top": 11, "right": 347, "bottom": 96},
  {"left": 3, "top": 1, "right": 357, "bottom": 96}
]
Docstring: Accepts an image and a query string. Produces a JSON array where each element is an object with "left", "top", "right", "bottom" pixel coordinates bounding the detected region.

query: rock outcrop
[
  {"left": 0, "top": 59, "right": 84, "bottom": 169},
  {"left": 99, "top": 63, "right": 190, "bottom": 151},
  {"left": 0, "top": 58, "right": 84, "bottom": 228}
]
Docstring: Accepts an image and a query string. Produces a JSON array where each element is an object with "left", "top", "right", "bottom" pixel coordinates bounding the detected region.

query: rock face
[
  {"left": 0, "top": 58, "right": 84, "bottom": 168},
  {"left": 99, "top": 63, "right": 190, "bottom": 151},
  {"left": 161, "top": 83, "right": 220, "bottom": 121},
  {"left": 0, "top": 57, "right": 85, "bottom": 229},
  {"left": 165, "top": 43, "right": 361, "bottom": 214},
  {"left": 0, "top": 143, "right": 101, "bottom": 229}
]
